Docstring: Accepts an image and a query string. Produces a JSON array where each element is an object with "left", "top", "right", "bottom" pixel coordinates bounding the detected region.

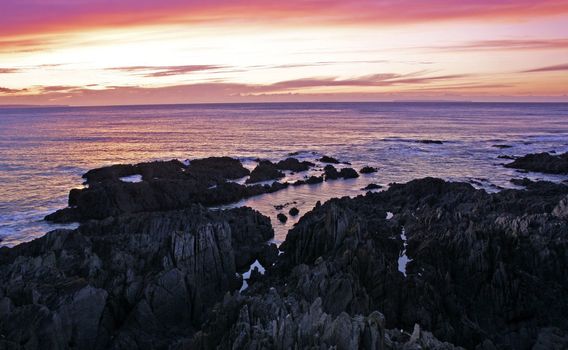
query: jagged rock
[
  {"left": 289, "top": 207, "right": 299, "bottom": 216},
  {"left": 505, "top": 152, "right": 568, "bottom": 174},
  {"left": 362, "top": 183, "right": 382, "bottom": 190},
  {"left": 0, "top": 205, "right": 273, "bottom": 349},
  {"left": 246, "top": 161, "right": 285, "bottom": 183},
  {"left": 552, "top": 195, "right": 568, "bottom": 219},
  {"left": 278, "top": 177, "right": 568, "bottom": 349}
]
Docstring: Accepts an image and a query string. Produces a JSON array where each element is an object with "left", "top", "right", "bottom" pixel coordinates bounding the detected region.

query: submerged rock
[
  {"left": 362, "top": 183, "right": 382, "bottom": 190},
  {"left": 418, "top": 139, "right": 444, "bottom": 145},
  {"left": 505, "top": 152, "right": 568, "bottom": 174}
]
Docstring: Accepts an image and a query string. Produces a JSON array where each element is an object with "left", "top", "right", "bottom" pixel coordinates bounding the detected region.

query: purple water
[{"left": 1, "top": 102, "right": 567, "bottom": 246}]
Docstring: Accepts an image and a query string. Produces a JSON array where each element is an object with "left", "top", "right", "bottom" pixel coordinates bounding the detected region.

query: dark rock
[
  {"left": 277, "top": 177, "right": 568, "bottom": 349},
  {"left": 362, "top": 183, "right": 382, "bottom": 190},
  {"left": 246, "top": 161, "right": 285, "bottom": 183},
  {"left": 289, "top": 207, "right": 299, "bottom": 216},
  {"left": 305, "top": 175, "right": 324, "bottom": 184},
  {"left": 188, "top": 157, "right": 250, "bottom": 180},
  {"left": 492, "top": 144, "right": 513, "bottom": 149},
  {"left": 319, "top": 155, "right": 341, "bottom": 164},
  {"left": 277, "top": 213, "right": 288, "bottom": 223},
  {"left": 257, "top": 244, "right": 279, "bottom": 268},
  {"left": 497, "top": 155, "right": 515, "bottom": 160},
  {"left": 83, "top": 159, "right": 188, "bottom": 183},
  {"left": 339, "top": 167, "right": 359, "bottom": 179},
  {"left": 324, "top": 165, "right": 340, "bottom": 180},
  {"left": 47, "top": 157, "right": 309, "bottom": 223},
  {"left": 274, "top": 201, "right": 296, "bottom": 210},
  {"left": 505, "top": 152, "right": 568, "bottom": 174},
  {"left": 275, "top": 158, "right": 314, "bottom": 172},
  {"left": 360, "top": 166, "right": 378, "bottom": 174},
  {"left": 325, "top": 165, "right": 358, "bottom": 180},
  {"left": 0, "top": 205, "right": 273, "bottom": 349}
]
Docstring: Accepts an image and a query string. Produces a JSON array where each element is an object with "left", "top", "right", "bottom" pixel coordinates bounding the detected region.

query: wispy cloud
[
  {"left": 0, "top": 68, "right": 21, "bottom": 74},
  {"left": 106, "top": 65, "right": 225, "bottom": 77},
  {"left": 0, "top": 87, "right": 27, "bottom": 94},
  {"left": 0, "top": 71, "right": 467, "bottom": 103},
  {"left": 522, "top": 63, "right": 568, "bottom": 73},
  {"left": 259, "top": 72, "right": 467, "bottom": 91},
  {"left": 423, "top": 39, "right": 568, "bottom": 52}
]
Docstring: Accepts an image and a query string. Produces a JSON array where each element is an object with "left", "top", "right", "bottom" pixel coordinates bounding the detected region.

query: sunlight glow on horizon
[{"left": 1, "top": 1, "right": 567, "bottom": 105}]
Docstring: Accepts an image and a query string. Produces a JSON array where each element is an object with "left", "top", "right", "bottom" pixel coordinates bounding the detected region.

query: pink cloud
[
  {"left": 522, "top": 63, "right": 568, "bottom": 73},
  {"left": 2, "top": 1, "right": 568, "bottom": 38},
  {"left": 424, "top": 39, "right": 568, "bottom": 51},
  {"left": 106, "top": 65, "right": 225, "bottom": 77}
]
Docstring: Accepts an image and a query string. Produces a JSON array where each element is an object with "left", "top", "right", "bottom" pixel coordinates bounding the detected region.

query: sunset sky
[{"left": 1, "top": 0, "right": 568, "bottom": 105}]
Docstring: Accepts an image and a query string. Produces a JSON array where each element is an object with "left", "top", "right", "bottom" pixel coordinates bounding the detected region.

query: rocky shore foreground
[{"left": 1, "top": 154, "right": 568, "bottom": 349}]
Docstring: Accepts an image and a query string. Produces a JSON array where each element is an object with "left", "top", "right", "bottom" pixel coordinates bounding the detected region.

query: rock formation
[{"left": 505, "top": 152, "right": 568, "bottom": 174}]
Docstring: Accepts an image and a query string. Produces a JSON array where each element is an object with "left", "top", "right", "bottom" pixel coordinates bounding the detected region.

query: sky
[{"left": 0, "top": 0, "right": 567, "bottom": 105}]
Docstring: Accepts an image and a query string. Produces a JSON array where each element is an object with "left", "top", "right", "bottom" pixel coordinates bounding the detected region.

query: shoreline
[{"left": 0, "top": 152, "right": 567, "bottom": 348}]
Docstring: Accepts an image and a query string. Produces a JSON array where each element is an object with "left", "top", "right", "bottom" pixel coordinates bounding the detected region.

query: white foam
[
  {"left": 386, "top": 212, "right": 394, "bottom": 220},
  {"left": 240, "top": 259, "right": 265, "bottom": 292},
  {"left": 398, "top": 227, "right": 412, "bottom": 277},
  {"left": 119, "top": 174, "right": 142, "bottom": 183}
]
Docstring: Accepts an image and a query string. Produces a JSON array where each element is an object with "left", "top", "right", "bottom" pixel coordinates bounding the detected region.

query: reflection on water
[{"left": 1, "top": 102, "right": 568, "bottom": 246}]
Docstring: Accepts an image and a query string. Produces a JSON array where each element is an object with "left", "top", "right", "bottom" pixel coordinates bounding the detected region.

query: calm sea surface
[{"left": 1, "top": 102, "right": 567, "bottom": 246}]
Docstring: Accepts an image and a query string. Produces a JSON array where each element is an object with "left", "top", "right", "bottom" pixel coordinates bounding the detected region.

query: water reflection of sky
[{"left": 1, "top": 102, "right": 567, "bottom": 246}]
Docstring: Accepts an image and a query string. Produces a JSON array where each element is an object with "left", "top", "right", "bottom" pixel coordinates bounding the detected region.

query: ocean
[{"left": 1, "top": 102, "right": 567, "bottom": 247}]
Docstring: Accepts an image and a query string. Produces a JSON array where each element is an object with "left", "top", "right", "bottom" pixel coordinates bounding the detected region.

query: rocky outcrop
[
  {"left": 319, "top": 155, "right": 341, "bottom": 164},
  {"left": 360, "top": 166, "right": 378, "bottom": 174},
  {"left": 275, "top": 158, "right": 314, "bottom": 172},
  {"left": 191, "top": 290, "right": 462, "bottom": 350},
  {"left": 276, "top": 177, "right": 568, "bottom": 349},
  {"left": 324, "top": 165, "right": 359, "bottom": 180},
  {"left": 8, "top": 163, "right": 568, "bottom": 350},
  {"left": 0, "top": 205, "right": 273, "bottom": 349},
  {"left": 246, "top": 161, "right": 285, "bottom": 184},
  {"left": 505, "top": 152, "right": 568, "bottom": 174}
]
